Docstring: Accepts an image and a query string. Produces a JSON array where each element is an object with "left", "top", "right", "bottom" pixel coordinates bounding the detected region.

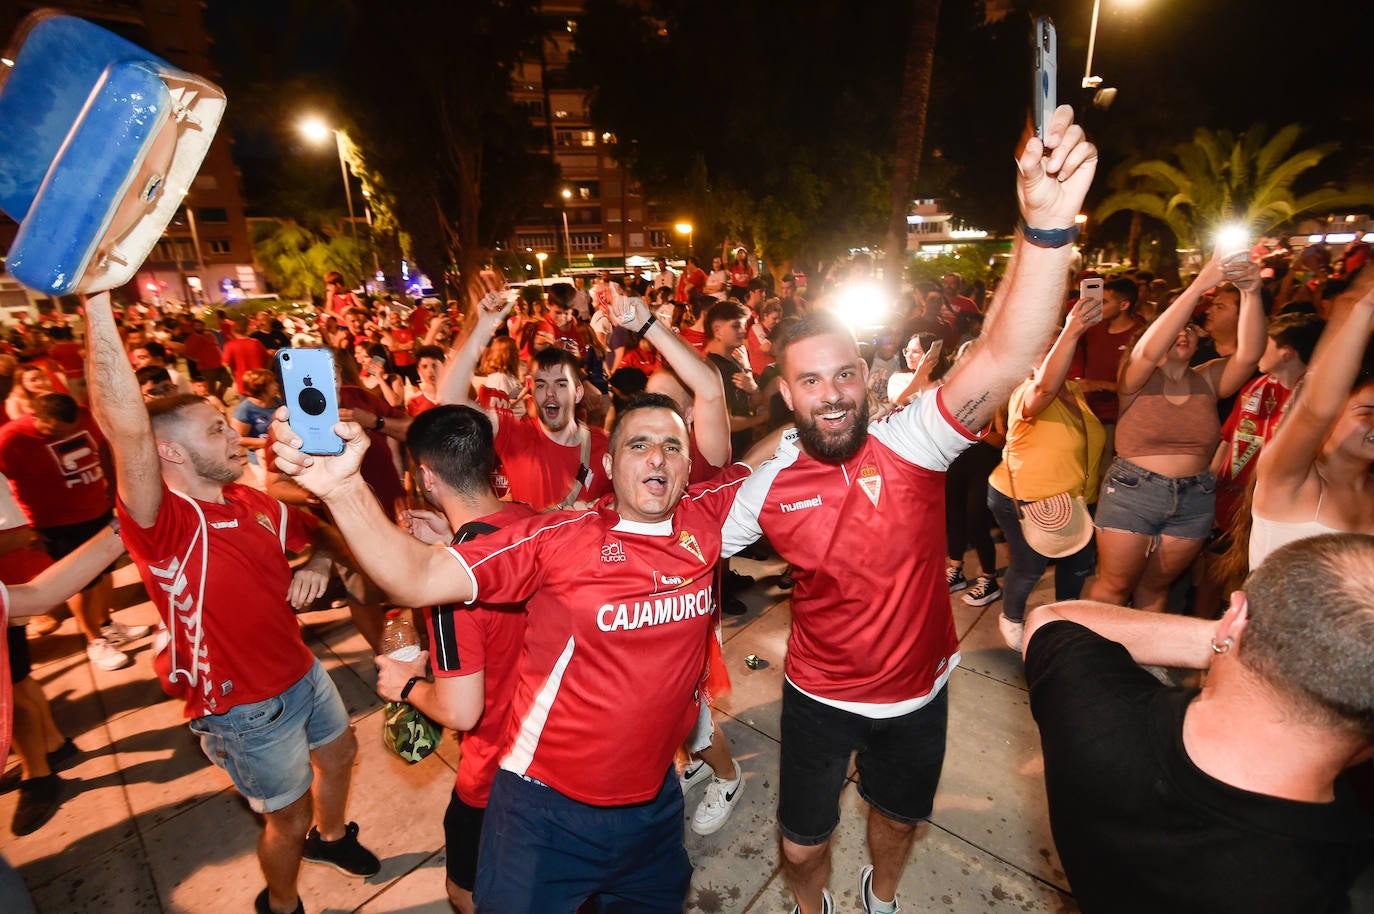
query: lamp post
[
  {"left": 675, "top": 222, "right": 694, "bottom": 259},
  {"left": 535, "top": 251, "right": 548, "bottom": 304},
  {"left": 560, "top": 187, "right": 574, "bottom": 260},
  {"left": 1083, "top": 0, "right": 1145, "bottom": 90},
  {"left": 300, "top": 117, "right": 363, "bottom": 281}
]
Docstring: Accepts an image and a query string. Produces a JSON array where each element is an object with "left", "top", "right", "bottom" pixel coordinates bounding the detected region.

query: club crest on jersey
[
  {"left": 255, "top": 512, "right": 277, "bottom": 536},
  {"left": 858, "top": 464, "right": 882, "bottom": 507},
  {"left": 677, "top": 531, "right": 705, "bottom": 564}
]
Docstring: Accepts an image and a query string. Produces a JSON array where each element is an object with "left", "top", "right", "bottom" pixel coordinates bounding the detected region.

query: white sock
[{"left": 866, "top": 881, "right": 897, "bottom": 914}]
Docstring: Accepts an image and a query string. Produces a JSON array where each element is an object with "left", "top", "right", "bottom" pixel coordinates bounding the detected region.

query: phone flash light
[{"left": 1215, "top": 224, "right": 1249, "bottom": 254}]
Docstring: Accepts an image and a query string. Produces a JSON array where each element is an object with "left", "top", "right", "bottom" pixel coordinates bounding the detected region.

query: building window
[
  {"left": 569, "top": 232, "right": 602, "bottom": 252},
  {"left": 569, "top": 182, "right": 599, "bottom": 201},
  {"left": 516, "top": 233, "right": 558, "bottom": 250},
  {"left": 197, "top": 207, "right": 229, "bottom": 224},
  {"left": 554, "top": 128, "right": 595, "bottom": 148},
  {"left": 208, "top": 239, "right": 231, "bottom": 254},
  {"left": 193, "top": 174, "right": 219, "bottom": 191},
  {"left": 648, "top": 230, "right": 670, "bottom": 248}
]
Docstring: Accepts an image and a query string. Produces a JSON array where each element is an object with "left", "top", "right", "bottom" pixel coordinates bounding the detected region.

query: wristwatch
[
  {"left": 373, "top": 414, "right": 386, "bottom": 432},
  {"left": 400, "top": 676, "right": 421, "bottom": 701},
  {"left": 1017, "top": 218, "right": 1080, "bottom": 248},
  {"left": 637, "top": 313, "right": 657, "bottom": 336}
]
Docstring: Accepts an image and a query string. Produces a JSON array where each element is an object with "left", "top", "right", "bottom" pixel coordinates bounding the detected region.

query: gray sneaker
[
  {"left": 859, "top": 864, "right": 900, "bottom": 913},
  {"left": 85, "top": 638, "right": 130, "bottom": 671}
]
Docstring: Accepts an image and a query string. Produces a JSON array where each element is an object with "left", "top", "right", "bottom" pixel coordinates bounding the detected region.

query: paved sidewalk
[{"left": 3, "top": 551, "right": 1371, "bottom": 913}]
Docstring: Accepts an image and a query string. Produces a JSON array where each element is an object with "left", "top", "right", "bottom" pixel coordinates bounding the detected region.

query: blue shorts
[
  {"left": 187, "top": 659, "right": 349, "bottom": 813},
  {"left": 1094, "top": 458, "right": 1216, "bottom": 540},
  {"left": 474, "top": 769, "right": 692, "bottom": 914}
]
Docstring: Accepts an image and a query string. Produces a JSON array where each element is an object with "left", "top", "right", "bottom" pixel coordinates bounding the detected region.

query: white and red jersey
[
  {"left": 118, "top": 482, "right": 319, "bottom": 719},
  {"left": 492, "top": 408, "right": 611, "bottom": 511},
  {"left": 722, "top": 389, "right": 977, "bottom": 715},
  {"left": 424, "top": 502, "right": 538, "bottom": 808},
  {"left": 444, "top": 467, "right": 750, "bottom": 806}
]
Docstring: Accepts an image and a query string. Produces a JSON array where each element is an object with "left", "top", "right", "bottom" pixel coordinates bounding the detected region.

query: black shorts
[
  {"left": 443, "top": 788, "right": 485, "bottom": 892},
  {"left": 8, "top": 626, "right": 30, "bottom": 683},
  {"left": 39, "top": 513, "right": 117, "bottom": 591},
  {"left": 777, "top": 679, "right": 948, "bottom": 845}
]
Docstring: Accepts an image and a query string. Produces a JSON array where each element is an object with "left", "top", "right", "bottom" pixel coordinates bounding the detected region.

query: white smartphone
[{"left": 1079, "top": 277, "right": 1104, "bottom": 308}]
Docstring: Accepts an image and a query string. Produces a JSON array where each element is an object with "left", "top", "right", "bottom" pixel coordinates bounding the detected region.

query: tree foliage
[
  {"left": 1094, "top": 124, "right": 1374, "bottom": 252},
  {"left": 250, "top": 220, "right": 365, "bottom": 300}
]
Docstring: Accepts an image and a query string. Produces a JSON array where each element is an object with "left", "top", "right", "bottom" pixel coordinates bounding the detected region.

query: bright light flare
[
  {"left": 834, "top": 282, "right": 890, "bottom": 331},
  {"left": 298, "top": 117, "right": 332, "bottom": 144},
  {"left": 1214, "top": 223, "right": 1249, "bottom": 256},
  {"left": 535, "top": 252, "right": 548, "bottom": 262},
  {"left": 674, "top": 222, "right": 693, "bottom": 235}
]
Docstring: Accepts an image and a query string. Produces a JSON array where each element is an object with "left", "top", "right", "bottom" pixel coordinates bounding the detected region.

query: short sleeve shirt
[{"left": 492, "top": 410, "right": 611, "bottom": 511}]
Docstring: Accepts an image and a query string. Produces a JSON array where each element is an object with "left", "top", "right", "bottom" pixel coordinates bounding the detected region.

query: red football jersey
[
  {"left": 722, "top": 390, "right": 976, "bottom": 714},
  {"left": 446, "top": 467, "right": 750, "bottom": 805},
  {"left": 118, "top": 483, "right": 319, "bottom": 718},
  {"left": 492, "top": 409, "right": 611, "bottom": 511},
  {"left": 424, "top": 502, "right": 538, "bottom": 807}
]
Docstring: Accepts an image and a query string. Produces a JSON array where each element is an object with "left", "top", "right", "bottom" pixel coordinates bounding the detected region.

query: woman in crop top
[
  {"left": 1087, "top": 251, "right": 1265, "bottom": 613},
  {"left": 1247, "top": 276, "right": 1374, "bottom": 570}
]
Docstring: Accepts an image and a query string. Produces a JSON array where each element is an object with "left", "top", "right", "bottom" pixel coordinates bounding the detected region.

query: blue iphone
[{"left": 276, "top": 347, "right": 344, "bottom": 456}]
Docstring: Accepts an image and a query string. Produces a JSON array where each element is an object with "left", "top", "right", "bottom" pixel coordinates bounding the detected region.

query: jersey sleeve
[
  {"left": 117, "top": 482, "right": 196, "bottom": 557},
  {"left": 446, "top": 513, "right": 582, "bottom": 605},
  {"left": 721, "top": 431, "right": 801, "bottom": 557},
  {"left": 869, "top": 385, "right": 981, "bottom": 472},
  {"left": 424, "top": 604, "right": 486, "bottom": 678},
  {"left": 280, "top": 502, "right": 320, "bottom": 553}
]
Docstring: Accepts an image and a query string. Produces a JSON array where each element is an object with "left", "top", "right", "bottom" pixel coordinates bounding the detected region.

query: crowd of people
[{"left": 0, "top": 102, "right": 1371, "bottom": 914}]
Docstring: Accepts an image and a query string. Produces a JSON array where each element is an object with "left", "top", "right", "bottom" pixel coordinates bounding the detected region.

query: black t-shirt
[
  {"left": 708, "top": 351, "right": 753, "bottom": 458},
  {"left": 1026, "top": 621, "right": 1373, "bottom": 914}
]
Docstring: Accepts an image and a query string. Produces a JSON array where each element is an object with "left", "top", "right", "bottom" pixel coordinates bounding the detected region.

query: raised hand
[
  {"left": 1016, "top": 104, "right": 1097, "bottom": 229},
  {"left": 613, "top": 296, "right": 650, "bottom": 328},
  {"left": 269, "top": 405, "right": 371, "bottom": 500}
]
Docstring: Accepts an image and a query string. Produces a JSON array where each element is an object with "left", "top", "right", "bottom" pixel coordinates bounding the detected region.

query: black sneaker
[
  {"left": 946, "top": 565, "right": 969, "bottom": 593},
  {"left": 723, "top": 569, "right": 755, "bottom": 596},
  {"left": 254, "top": 887, "right": 304, "bottom": 914},
  {"left": 722, "top": 597, "right": 748, "bottom": 616},
  {"left": 777, "top": 566, "right": 795, "bottom": 591},
  {"left": 12, "top": 773, "right": 61, "bottom": 836},
  {"left": 961, "top": 576, "right": 1002, "bottom": 607},
  {"left": 48, "top": 738, "right": 80, "bottom": 769},
  {"left": 302, "top": 821, "right": 380, "bottom": 878}
]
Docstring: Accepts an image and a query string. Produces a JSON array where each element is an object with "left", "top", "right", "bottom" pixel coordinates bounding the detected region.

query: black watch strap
[
  {"left": 400, "top": 676, "right": 421, "bottom": 701},
  {"left": 1018, "top": 218, "right": 1081, "bottom": 248},
  {"left": 636, "top": 313, "right": 657, "bottom": 336}
]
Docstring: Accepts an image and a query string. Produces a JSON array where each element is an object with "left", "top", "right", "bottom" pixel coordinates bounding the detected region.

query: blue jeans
[{"left": 988, "top": 487, "right": 1096, "bottom": 623}]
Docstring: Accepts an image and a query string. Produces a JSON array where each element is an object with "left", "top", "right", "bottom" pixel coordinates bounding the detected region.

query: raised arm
[
  {"left": 940, "top": 106, "right": 1097, "bottom": 432},
  {"left": 1215, "top": 260, "right": 1267, "bottom": 397},
  {"left": 435, "top": 292, "right": 511, "bottom": 414},
  {"left": 270, "top": 411, "right": 472, "bottom": 608},
  {"left": 1254, "top": 272, "right": 1374, "bottom": 503},
  {"left": 83, "top": 293, "right": 163, "bottom": 526},
  {"left": 616, "top": 296, "right": 731, "bottom": 467},
  {"left": 1024, "top": 597, "right": 1233, "bottom": 670},
  {"left": 1021, "top": 296, "right": 1103, "bottom": 418},
  {"left": 1119, "top": 253, "right": 1229, "bottom": 395}
]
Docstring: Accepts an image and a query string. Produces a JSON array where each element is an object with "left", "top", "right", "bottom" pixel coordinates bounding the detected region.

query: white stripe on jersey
[
  {"left": 721, "top": 442, "right": 799, "bottom": 558},
  {"left": 501, "top": 635, "right": 577, "bottom": 777},
  {"left": 444, "top": 512, "right": 597, "bottom": 604},
  {"left": 787, "top": 650, "right": 962, "bottom": 719}
]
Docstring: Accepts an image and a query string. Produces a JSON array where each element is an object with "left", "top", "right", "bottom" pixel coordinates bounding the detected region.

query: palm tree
[
  {"left": 883, "top": 0, "right": 942, "bottom": 294},
  {"left": 1095, "top": 124, "right": 1374, "bottom": 255}
]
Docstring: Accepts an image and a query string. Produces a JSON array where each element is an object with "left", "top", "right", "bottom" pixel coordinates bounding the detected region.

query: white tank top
[{"left": 1248, "top": 483, "right": 1343, "bottom": 569}]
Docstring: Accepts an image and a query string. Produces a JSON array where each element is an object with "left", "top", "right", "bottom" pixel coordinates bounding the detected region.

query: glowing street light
[
  {"left": 299, "top": 116, "right": 362, "bottom": 277},
  {"left": 1084, "top": 0, "right": 1147, "bottom": 91},
  {"left": 675, "top": 222, "right": 694, "bottom": 257}
]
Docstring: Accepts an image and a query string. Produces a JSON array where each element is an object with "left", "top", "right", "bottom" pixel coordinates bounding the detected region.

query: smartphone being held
[
  {"left": 1079, "top": 276, "right": 1104, "bottom": 310},
  {"left": 276, "top": 347, "right": 344, "bottom": 456},
  {"left": 1031, "top": 15, "right": 1057, "bottom": 144}
]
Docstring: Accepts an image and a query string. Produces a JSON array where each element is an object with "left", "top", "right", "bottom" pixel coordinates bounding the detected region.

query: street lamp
[
  {"left": 675, "top": 222, "right": 694, "bottom": 258},
  {"left": 1083, "top": 0, "right": 1145, "bottom": 90},
  {"left": 300, "top": 116, "right": 362, "bottom": 279},
  {"left": 535, "top": 251, "right": 548, "bottom": 303},
  {"left": 560, "top": 187, "right": 574, "bottom": 260}
]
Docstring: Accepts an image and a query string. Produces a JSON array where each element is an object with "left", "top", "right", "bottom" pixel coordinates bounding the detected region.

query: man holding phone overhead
[{"left": 82, "top": 292, "right": 380, "bottom": 914}]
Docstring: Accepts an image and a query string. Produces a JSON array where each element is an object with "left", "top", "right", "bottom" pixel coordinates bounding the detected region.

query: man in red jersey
[
  {"left": 374, "top": 405, "right": 536, "bottom": 914},
  {"left": 82, "top": 292, "right": 379, "bottom": 914},
  {"left": 272, "top": 383, "right": 757, "bottom": 913},
  {"left": 222, "top": 316, "right": 271, "bottom": 395},
  {"left": 441, "top": 296, "right": 611, "bottom": 510},
  {"left": 720, "top": 106, "right": 1098, "bottom": 914}
]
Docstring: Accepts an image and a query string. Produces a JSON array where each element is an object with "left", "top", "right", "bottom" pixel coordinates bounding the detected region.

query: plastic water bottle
[{"left": 380, "top": 609, "right": 421, "bottom": 661}]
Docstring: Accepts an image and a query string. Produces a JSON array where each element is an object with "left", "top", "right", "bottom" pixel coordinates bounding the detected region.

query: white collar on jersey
[{"left": 610, "top": 517, "right": 673, "bottom": 536}]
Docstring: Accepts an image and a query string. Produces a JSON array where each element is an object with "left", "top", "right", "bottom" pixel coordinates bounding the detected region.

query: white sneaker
[
  {"left": 678, "top": 758, "right": 711, "bottom": 794},
  {"left": 790, "top": 888, "right": 834, "bottom": 914},
  {"left": 859, "top": 864, "right": 900, "bottom": 913},
  {"left": 997, "top": 614, "right": 1024, "bottom": 653},
  {"left": 86, "top": 638, "right": 131, "bottom": 671},
  {"left": 690, "top": 760, "right": 744, "bottom": 836},
  {"left": 101, "top": 620, "right": 152, "bottom": 645}
]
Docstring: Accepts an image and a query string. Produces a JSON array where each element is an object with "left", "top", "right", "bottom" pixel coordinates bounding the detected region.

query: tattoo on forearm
[{"left": 954, "top": 392, "right": 991, "bottom": 426}]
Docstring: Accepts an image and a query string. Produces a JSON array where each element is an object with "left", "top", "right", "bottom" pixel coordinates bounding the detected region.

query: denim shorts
[
  {"left": 1094, "top": 458, "right": 1216, "bottom": 540},
  {"left": 187, "top": 659, "right": 349, "bottom": 813}
]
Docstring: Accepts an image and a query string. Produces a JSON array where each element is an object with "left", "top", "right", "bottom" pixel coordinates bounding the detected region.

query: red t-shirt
[
  {"left": 447, "top": 467, "right": 750, "bottom": 805},
  {"left": 1071, "top": 318, "right": 1143, "bottom": 424},
  {"left": 0, "top": 585, "right": 10, "bottom": 767},
  {"left": 722, "top": 390, "right": 976, "bottom": 710},
  {"left": 339, "top": 386, "right": 407, "bottom": 516},
  {"left": 118, "top": 482, "right": 319, "bottom": 718},
  {"left": 182, "top": 331, "right": 224, "bottom": 371},
  {"left": 492, "top": 409, "right": 611, "bottom": 511},
  {"left": 0, "top": 414, "right": 111, "bottom": 528},
  {"left": 222, "top": 337, "right": 271, "bottom": 391},
  {"left": 676, "top": 325, "right": 708, "bottom": 354},
  {"left": 1215, "top": 374, "right": 1295, "bottom": 531},
  {"left": 534, "top": 319, "right": 583, "bottom": 359},
  {"left": 746, "top": 321, "right": 774, "bottom": 376},
  {"left": 47, "top": 341, "right": 84, "bottom": 380},
  {"left": 406, "top": 391, "right": 438, "bottom": 416},
  {"left": 425, "top": 502, "right": 538, "bottom": 806},
  {"left": 676, "top": 267, "right": 707, "bottom": 304},
  {"left": 728, "top": 262, "right": 752, "bottom": 292},
  {"left": 389, "top": 326, "right": 417, "bottom": 367}
]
